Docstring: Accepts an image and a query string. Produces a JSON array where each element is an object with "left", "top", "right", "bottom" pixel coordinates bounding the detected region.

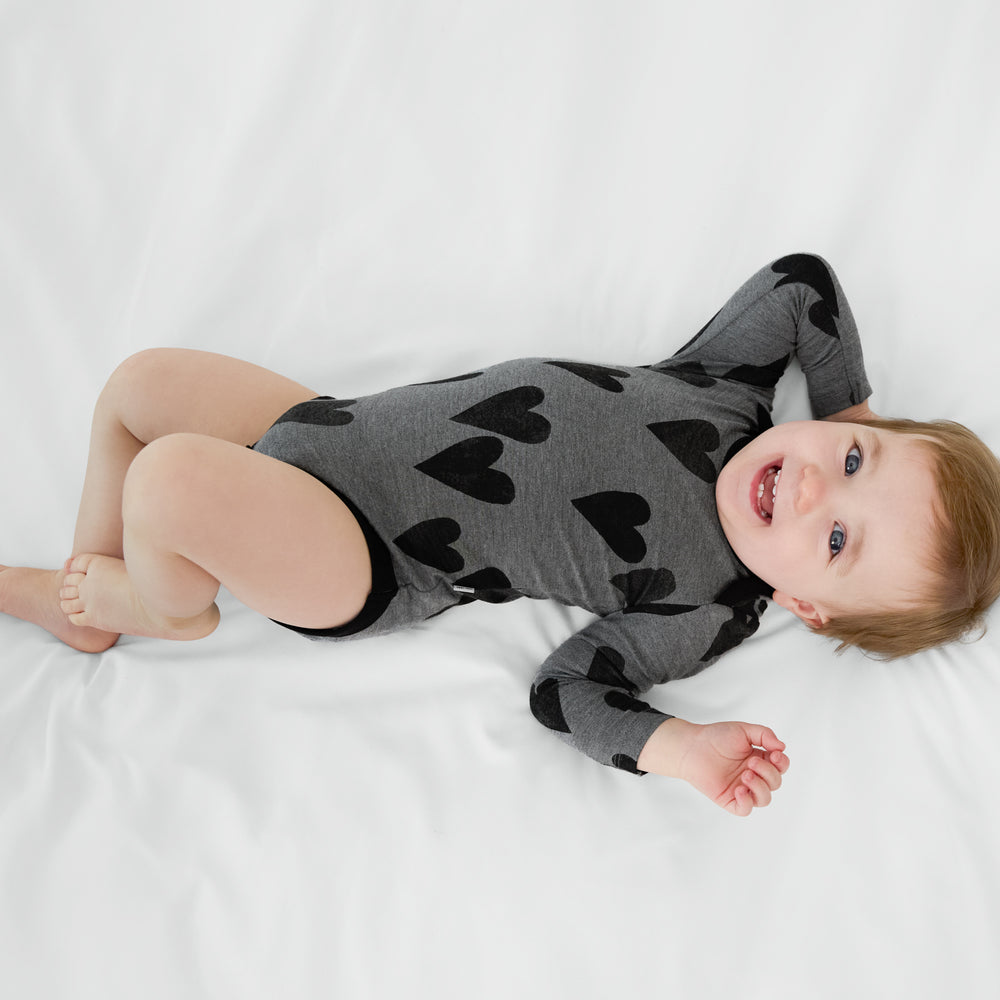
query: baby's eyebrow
[{"left": 865, "top": 430, "right": 883, "bottom": 471}]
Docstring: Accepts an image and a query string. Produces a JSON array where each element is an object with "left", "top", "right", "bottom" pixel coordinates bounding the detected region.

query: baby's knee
[
  {"left": 99, "top": 348, "right": 175, "bottom": 412},
  {"left": 122, "top": 433, "right": 212, "bottom": 536}
]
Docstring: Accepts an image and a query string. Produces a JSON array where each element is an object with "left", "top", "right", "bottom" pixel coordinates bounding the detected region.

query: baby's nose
[{"left": 793, "top": 465, "right": 826, "bottom": 514}]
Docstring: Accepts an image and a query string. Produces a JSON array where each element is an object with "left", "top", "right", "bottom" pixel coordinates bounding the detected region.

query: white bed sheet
[{"left": 2, "top": 2, "right": 999, "bottom": 998}]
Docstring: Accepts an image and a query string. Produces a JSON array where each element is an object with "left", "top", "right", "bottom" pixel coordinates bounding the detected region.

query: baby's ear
[{"left": 772, "top": 591, "right": 828, "bottom": 628}]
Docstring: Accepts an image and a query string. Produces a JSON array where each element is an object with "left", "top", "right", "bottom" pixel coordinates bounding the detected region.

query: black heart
[
  {"left": 415, "top": 436, "right": 515, "bottom": 504},
  {"left": 700, "top": 604, "right": 762, "bottom": 662},
  {"left": 647, "top": 419, "right": 720, "bottom": 483},
  {"left": 604, "top": 690, "right": 655, "bottom": 713},
  {"left": 721, "top": 354, "right": 789, "bottom": 390},
  {"left": 771, "top": 253, "right": 840, "bottom": 337},
  {"left": 274, "top": 396, "right": 356, "bottom": 427},
  {"left": 529, "top": 678, "right": 571, "bottom": 734},
  {"left": 586, "top": 646, "right": 636, "bottom": 692},
  {"left": 610, "top": 568, "right": 676, "bottom": 606},
  {"left": 393, "top": 517, "right": 464, "bottom": 572},
  {"left": 451, "top": 386, "right": 550, "bottom": 444},
  {"left": 544, "top": 361, "right": 631, "bottom": 393},
  {"left": 571, "top": 491, "right": 650, "bottom": 563},
  {"left": 772, "top": 253, "right": 837, "bottom": 297}
]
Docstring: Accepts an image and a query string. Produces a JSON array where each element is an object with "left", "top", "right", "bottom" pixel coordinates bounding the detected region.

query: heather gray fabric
[{"left": 251, "top": 254, "right": 870, "bottom": 772}]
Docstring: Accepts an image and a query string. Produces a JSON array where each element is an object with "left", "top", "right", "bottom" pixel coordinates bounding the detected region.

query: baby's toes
[
  {"left": 59, "top": 578, "right": 83, "bottom": 614},
  {"left": 68, "top": 553, "right": 97, "bottom": 576},
  {"left": 60, "top": 594, "right": 84, "bottom": 617}
]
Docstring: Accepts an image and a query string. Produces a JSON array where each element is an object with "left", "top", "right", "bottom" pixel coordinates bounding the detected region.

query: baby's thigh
[
  {"left": 103, "top": 348, "right": 317, "bottom": 447},
  {"left": 126, "top": 433, "right": 373, "bottom": 630}
]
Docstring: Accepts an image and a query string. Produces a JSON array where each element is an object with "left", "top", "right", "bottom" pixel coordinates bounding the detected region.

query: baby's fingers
[
  {"left": 739, "top": 768, "right": 773, "bottom": 808},
  {"left": 730, "top": 783, "right": 755, "bottom": 818},
  {"left": 745, "top": 724, "right": 785, "bottom": 753},
  {"left": 747, "top": 754, "right": 786, "bottom": 791}
]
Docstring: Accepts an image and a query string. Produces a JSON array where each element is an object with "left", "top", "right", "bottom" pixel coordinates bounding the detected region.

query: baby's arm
[
  {"left": 662, "top": 253, "right": 872, "bottom": 422},
  {"left": 637, "top": 718, "right": 789, "bottom": 817},
  {"left": 529, "top": 600, "right": 789, "bottom": 815}
]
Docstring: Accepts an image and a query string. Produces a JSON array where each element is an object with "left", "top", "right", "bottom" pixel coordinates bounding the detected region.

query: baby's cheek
[{"left": 753, "top": 534, "right": 806, "bottom": 591}]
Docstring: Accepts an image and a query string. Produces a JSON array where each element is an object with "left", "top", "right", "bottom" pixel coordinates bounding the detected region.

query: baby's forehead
[
  {"left": 879, "top": 429, "right": 942, "bottom": 488},
  {"left": 861, "top": 432, "right": 941, "bottom": 598}
]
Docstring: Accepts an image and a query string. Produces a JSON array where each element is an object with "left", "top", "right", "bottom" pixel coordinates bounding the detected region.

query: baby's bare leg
[
  {"left": 60, "top": 433, "right": 372, "bottom": 638},
  {"left": 74, "top": 348, "right": 318, "bottom": 557},
  {"left": 1, "top": 349, "right": 319, "bottom": 650}
]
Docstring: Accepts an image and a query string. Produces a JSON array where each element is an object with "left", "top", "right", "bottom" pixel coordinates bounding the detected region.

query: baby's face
[{"left": 715, "top": 420, "right": 939, "bottom": 626}]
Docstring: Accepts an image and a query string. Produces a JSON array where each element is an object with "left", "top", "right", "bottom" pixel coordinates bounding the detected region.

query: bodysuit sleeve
[
  {"left": 530, "top": 597, "right": 765, "bottom": 773},
  {"left": 657, "top": 252, "right": 871, "bottom": 418}
]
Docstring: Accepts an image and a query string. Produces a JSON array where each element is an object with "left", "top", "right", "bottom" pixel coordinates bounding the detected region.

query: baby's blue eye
[
  {"left": 845, "top": 444, "right": 862, "bottom": 476},
  {"left": 829, "top": 523, "right": 846, "bottom": 556}
]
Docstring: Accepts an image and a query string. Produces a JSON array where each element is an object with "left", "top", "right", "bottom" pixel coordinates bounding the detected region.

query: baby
[{"left": 3, "top": 254, "right": 998, "bottom": 817}]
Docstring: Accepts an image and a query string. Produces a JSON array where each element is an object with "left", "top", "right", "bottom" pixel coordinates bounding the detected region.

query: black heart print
[
  {"left": 571, "top": 491, "right": 650, "bottom": 563},
  {"left": 544, "top": 361, "right": 631, "bottom": 393},
  {"left": 415, "top": 437, "right": 515, "bottom": 504},
  {"left": 586, "top": 646, "right": 637, "bottom": 692},
  {"left": 771, "top": 254, "right": 840, "bottom": 340},
  {"left": 603, "top": 691, "right": 655, "bottom": 713},
  {"left": 613, "top": 569, "right": 697, "bottom": 617},
  {"left": 610, "top": 568, "right": 676, "bottom": 606},
  {"left": 699, "top": 605, "right": 762, "bottom": 662},
  {"left": 722, "top": 354, "right": 789, "bottom": 390},
  {"left": 274, "top": 396, "right": 356, "bottom": 427},
  {"left": 451, "top": 386, "right": 551, "bottom": 444},
  {"left": 393, "top": 517, "right": 465, "bottom": 572},
  {"left": 647, "top": 419, "right": 720, "bottom": 483},
  {"left": 529, "top": 678, "right": 571, "bottom": 734}
]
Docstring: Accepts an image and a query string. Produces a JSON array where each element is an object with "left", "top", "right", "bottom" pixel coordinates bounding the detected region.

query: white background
[{"left": 2, "top": 2, "right": 998, "bottom": 998}]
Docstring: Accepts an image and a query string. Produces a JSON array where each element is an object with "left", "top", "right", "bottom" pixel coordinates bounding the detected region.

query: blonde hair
[{"left": 814, "top": 418, "right": 1000, "bottom": 659}]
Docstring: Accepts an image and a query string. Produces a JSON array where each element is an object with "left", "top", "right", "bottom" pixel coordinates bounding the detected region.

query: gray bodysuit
[{"left": 251, "top": 254, "right": 871, "bottom": 772}]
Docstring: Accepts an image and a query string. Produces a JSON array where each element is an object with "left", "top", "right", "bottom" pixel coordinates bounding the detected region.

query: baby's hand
[{"left": 674, "top": 720, "right": 789, "bottom": 817}]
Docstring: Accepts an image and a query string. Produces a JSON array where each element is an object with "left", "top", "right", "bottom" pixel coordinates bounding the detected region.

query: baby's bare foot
[
  {"left": 60, "top": 554, "right": 219, "bottom": 641},
  {"left": 0, "top": 564, "right": 119, "bottom": 653}
]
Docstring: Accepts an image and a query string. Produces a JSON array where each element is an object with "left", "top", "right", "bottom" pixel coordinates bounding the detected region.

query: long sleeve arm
[
  {"left": 529, "top": 598, "right": 764, "bottom": 773},
  {"left": 658, "top": 253, "right": 871, "bottom": 419}
]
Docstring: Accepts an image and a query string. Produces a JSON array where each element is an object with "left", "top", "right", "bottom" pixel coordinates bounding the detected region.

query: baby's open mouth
[{"left": 756, "top": 465, "right": 782, "bottom": 521}]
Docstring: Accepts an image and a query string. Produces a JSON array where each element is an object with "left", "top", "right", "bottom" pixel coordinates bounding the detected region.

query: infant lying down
[{"left": 3, "top": 254, "right": 998, "bottom": 817}]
